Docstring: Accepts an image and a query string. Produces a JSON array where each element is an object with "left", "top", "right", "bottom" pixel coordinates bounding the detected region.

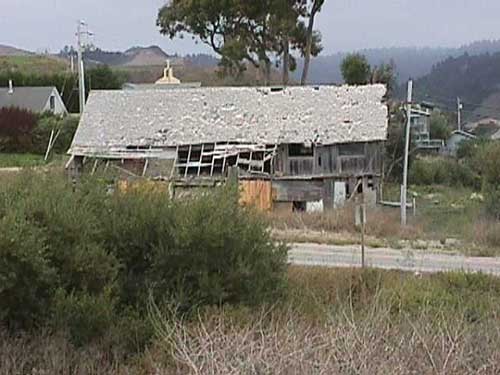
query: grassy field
[
  {"left": 0, "top": 55, "right": 68, "bottom": 75},
  {"left": 0, "top": 153, "right": 67, "bottom": 169},
  {"left": 0, "top": 153, "right": 46, "bottom": 168}
]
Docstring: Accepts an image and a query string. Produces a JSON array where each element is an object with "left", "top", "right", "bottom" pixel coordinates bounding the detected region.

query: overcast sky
[{"left": 1, "top": 0, "right": 499, "bottom": 55}]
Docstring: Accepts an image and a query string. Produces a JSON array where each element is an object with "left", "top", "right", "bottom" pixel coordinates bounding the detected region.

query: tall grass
[{"left": 269, "top": 205, "right": 423, "bottom": 242}]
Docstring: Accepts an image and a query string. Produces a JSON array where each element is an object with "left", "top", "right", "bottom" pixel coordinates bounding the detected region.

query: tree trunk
[
  {"left": 282, "top": 37, "right": 290, "bottom": 86},
  {"left": 301, "top": 10, "right": 316, "bottom": 85},
  {"left": 264, "top": 59, "right": 272, "bottom": 86},
  {"left": 301, "top": 1, "right": 322, "bottom": 85}
]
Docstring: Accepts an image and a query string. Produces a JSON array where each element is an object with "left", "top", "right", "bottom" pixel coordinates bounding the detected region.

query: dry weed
[{"left": 151, "top": 299, "right": 500, "bottom": 375}]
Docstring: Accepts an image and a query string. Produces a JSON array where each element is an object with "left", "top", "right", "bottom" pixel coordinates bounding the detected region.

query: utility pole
[
  {"left": 76, "top": 20, "right": 93, "bottom": 115},
  {"left": 361, "top": 185, "right": 366, "bottom": 268},
  {"left": 457, "top": 97, "right": 463, "bottom": 131},
  {"left": 401, "top": 79, "right": 413, "bottom": 226}
]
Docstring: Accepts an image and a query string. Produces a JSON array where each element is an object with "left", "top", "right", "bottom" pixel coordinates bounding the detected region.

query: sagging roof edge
[{"left": 68, "top": 138, "right": 387, "bottom": 159}]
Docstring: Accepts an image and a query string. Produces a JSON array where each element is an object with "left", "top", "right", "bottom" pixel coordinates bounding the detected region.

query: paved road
[{"left": 289, "top": 243, "right": 500, "bottom": 276}]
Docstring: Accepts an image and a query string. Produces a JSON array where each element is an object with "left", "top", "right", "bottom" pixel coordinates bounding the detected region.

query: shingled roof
[
  {"left": 69, "top": 85, "right": 388, "bottom": 156},
  {"left": 0, "top": 86, "right": 62, "bottom": 113}
]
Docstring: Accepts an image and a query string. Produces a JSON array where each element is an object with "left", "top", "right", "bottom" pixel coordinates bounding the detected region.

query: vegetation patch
[{"left": 0, "top": 172, "right": 287, "bottom": 345}]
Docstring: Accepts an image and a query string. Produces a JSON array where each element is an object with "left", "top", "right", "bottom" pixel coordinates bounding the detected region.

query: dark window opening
[
  {"left": 293, "top": 201, "right": 306, "bottom": 212},
  {"left": 339, "top": 143, "right": 365, "bottom": 156},
  {"left": 288, "top": 144, "right": 313, "bottom": 157},
  {"left": 357, "top": 179, "right": 363, "bottom": 194},
  {"left": 126, "top": 145, "right": 151, "bottom": 150},
  {"left": 49, "top": 95, "right": 55, "bottom": 111}
]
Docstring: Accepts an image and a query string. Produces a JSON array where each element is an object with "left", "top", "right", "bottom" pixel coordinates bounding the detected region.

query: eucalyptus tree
[
  {"left": 300, "top": 0, "right": 326, "bottom": 85},
  {"left": 157, "top": 0, "right": 323, "bottom": 85}
]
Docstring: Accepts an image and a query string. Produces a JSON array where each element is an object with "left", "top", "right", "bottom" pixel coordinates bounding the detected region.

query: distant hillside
[
  {"left": 0, "top": 55, "right": 67, "bottom": 75},
  {"left": 122, "top": 46, "right": 170, "bottom": 66},
  {"left": 0, "top": 44, "right": 33, "bottom": 57},
  {"left": 70, "top": 46, "right": 184, "bottom": 67},
  {"left": 411, "top": 52, "right": 500, "bottom": 121},
  {"left": 294, "top": 40, "right": 500, "bottom": 84}
]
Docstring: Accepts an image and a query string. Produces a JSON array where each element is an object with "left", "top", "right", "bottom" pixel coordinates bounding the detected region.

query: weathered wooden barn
[{"left": 68, "top": 85, "right": 388, "bottom": 212}]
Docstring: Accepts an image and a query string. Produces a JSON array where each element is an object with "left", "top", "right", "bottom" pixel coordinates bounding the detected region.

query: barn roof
[{"left": 69, "top": 85, "right": 388, "bottom": 157}]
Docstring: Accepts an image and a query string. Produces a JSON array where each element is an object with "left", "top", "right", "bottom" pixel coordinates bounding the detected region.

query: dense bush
[
  {"left": 429, "top": 111, "right": 452, "bottom": 140},
  {"left": 32, "top": 114, "right": 79, "bottom": 154},
  {"left": 0, "top": 110, "right": 78, "bottom": 155},
  {"left": 409, "top": 157, "right": 478, "bottom": 188},
  {"left": 0, "top": 173, "right": 287, "bottom": 344},
  {"left": 0, "top": 107, "right": 37, "bottom": 152},
  {"left": 475, "top": 142, "right": 500, "bottom": 219}
]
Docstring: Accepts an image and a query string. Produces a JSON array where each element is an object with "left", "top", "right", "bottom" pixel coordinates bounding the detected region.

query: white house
[
  {"left": 0, "top": 81, "right": 68, "bottom": 115},
  {"left": 444, "top": 130, "right": 476, "bottom": 156}
]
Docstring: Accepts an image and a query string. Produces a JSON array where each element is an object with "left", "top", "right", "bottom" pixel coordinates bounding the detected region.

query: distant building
[
  {"left": 123, "top": 60, "right": 202, "bottom": 90},
  {"left": 0, "top": 81, "right": 68, "bottom": 115},
  {"left": 68, "top": 85, "right": 388, "bottom": 212},
  {"left": 410, "top": 104, "right": 444, "bottom": 152},
  {"left": 444, "top": 130, "right": 476, "bottom": 156},
  {"left": 465, "top": 118, "right": 500, "bottom": 139}
]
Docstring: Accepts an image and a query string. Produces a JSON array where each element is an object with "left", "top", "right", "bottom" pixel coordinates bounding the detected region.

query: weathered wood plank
[{"left": 273, "top": 180, "right": 324, "bottom": 202}]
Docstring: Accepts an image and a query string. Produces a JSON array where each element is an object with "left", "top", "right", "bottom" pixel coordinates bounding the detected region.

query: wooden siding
[
  {"left": 272, "top": 180, "right": 324, "bottom": 202},
  {"left": 276, "top": 142, "right": 383, "bottom": 177},
  {"left": 289, "top": 158, "right": 314, "bottom": 175}
]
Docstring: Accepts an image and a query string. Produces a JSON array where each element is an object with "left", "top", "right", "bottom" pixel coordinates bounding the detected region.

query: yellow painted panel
[{"left": 239, "top": 180, "right": 273, "bottom": 211}]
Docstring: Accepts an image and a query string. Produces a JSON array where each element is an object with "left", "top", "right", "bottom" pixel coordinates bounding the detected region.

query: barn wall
[
  {"left": 276, "top": 142, "right": 383, "bottom": 177},
  {"left": 273, "top": 180, "right": 324, "bottom": 202}
]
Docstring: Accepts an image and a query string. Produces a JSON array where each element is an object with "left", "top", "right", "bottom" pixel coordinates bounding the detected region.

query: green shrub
[
  {"left": 103, "top": 184, "right": 288, "bottom": 309},
  {"left": 32, "top": 114, "right": 79, "bottom": 155},
  {"left": 475, "top": 142, "right": 500, "bottom": 219},
  {"left": 409, "top": 157, "right": 477, "bottom": 188},
  {"left": 0, "top": 173, "right": 287, "bottom": 343},
  {"left": 429, "top": 112, "right": 452, "bottom": 140},
  {"left": 52, "top": 288, "right": 117, "bottom": 346},
  {"left": 0, "top": 213, "right": 56, "bottom": 327}
]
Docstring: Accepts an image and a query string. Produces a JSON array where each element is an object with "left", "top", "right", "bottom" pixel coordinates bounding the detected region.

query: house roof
[
  {"left": 69, "top": 85, "right": 388, "bottom": 156},
  {"left": 450, "top": 130, "right": 476, "bottom": 139},
  {"left": 0, "top": 86, "right": 57, "bottom": 112}
]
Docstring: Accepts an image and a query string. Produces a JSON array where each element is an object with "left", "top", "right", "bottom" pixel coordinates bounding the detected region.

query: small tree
[
  {"left": 341, "top": 54, "right": 371, "bottom": 85},
  {"left": 371, "top": 62, "right": 397, "bottom": 95},
  {"left": 429, "top": 112, "right": 451, "bottom": 140}
]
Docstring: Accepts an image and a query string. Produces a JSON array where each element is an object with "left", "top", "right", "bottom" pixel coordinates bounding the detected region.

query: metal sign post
[{"left": 355, "top": 189, "right": 367, "bottom": 268}]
